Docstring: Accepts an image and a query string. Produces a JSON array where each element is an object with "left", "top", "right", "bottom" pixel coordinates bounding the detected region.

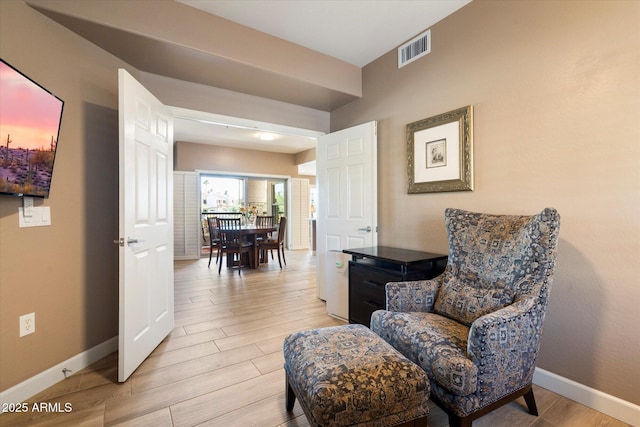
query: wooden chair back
[
  {"left": 256, "top": 215, "right": 275, "bottom": 227},
  {"left": 207, "top": 217, "right": 219, "bottom": 242},
  {"left": 216, "top": 217, "right": 242, "bottom": 245},
  {"left": 275, "top": 216, "right": 287, "bottom": 242}
]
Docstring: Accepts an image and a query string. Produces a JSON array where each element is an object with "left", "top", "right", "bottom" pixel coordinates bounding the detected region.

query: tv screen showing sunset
[{"left": 0, "top": 60, "right": 64, "bottom": 197}]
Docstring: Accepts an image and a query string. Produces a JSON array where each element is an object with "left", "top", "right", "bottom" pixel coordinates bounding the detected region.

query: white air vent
[{"left": 398, "top": 29, "right": 431, "bottom": 68}]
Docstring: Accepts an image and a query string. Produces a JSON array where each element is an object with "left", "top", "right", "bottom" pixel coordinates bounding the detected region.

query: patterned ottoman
[{"left": 283, "top": 324, "right": 430, "bottom": 427}]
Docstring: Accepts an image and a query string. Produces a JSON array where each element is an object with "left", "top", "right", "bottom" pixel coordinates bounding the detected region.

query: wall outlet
[{"left": 19, "top": 312, "right": 35, "bottom": 337}]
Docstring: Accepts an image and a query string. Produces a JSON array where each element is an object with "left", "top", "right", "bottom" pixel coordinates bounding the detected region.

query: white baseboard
[
  {"left": 534, "top": 367, "right": 640, "bottom": 426},
  {"left": 0, "top": 336, "right": 117, "bottom": 410}
]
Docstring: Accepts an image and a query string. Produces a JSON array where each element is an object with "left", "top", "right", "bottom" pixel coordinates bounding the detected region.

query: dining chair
[
  {"left": 255, "top": 215, "right": 275, "bottom": 228},
  {"left": 215, "top": 217, "right": 254, "bottom": 274},
  {"left": 206, "top": 217, "right": 220, "bottom": 268},
  {"left": 258, "top": 216, "right": 287, "bottom": 268},
  {"left": 201, "top": 217, "right": 209, "bottom": 251},
  {"left": 254, "top": 215, "right": 275, "bottom": 261}
]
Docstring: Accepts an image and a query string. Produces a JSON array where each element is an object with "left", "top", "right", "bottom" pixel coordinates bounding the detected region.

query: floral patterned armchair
[{"left": 370, "top": 208, "right": 560, "bottom": 427}]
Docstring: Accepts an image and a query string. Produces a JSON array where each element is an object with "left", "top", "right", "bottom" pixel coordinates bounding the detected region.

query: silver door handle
[
  {"left": 113, "top": 237, "right": 143, "bottom": 247},
  {"left": 358, "top": 226, "right": 372, "bottom": 232}
]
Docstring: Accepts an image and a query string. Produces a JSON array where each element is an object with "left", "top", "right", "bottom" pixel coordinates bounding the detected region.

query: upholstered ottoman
[{"left": 283, "top": 324, "right": 430, "bottom": 427}]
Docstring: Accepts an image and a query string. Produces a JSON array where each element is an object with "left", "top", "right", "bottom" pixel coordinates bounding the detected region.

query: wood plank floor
[{"left": 0, "top": 250, "right": 631, "bottom": 427}]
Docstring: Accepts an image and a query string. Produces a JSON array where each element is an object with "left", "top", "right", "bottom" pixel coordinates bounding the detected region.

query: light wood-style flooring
[{"left": 0, "top": 250, "right": 631, "bottom": 426}]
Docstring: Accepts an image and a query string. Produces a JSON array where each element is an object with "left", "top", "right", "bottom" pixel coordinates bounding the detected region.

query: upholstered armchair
[{"left": 370, "top": 208, "right": 560, "bottom": 427}]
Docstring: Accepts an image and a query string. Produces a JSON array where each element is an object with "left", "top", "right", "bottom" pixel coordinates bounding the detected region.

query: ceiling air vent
[{"left": 398, "top": 29, "right": 431, "bottom": 68}]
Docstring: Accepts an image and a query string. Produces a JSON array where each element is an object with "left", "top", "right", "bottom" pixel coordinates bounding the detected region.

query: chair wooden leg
[
  {"left": 276, "top": 246, "right": 283, "bottom": 268},
  {"left": 523, "top": 387, "right": 538, "bottom": 416},
  {"left": 208, "top": 244, "right": 214, "bottom": 268},
  {"left": 286, "top": 375, "right": 296, "bottom": 411},
  {"left": 431, "top": 384, "right": 537, "bottom": 427},
  {"left": 395, "top": 417, "right": 428, "bottom": 427},
  {"left": 218, "top": 251, "right": 224, "bottom": 274},
  {"left": 413, "top": 416, "right": 429, "bottom": 427},
  {"left": 281, "top": 245, "right": 286, "bottom": 266},
  {"left": 447, "top": 414, "right": 472, "bottom": 427}
]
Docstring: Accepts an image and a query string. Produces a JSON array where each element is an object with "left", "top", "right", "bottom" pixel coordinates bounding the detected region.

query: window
[
  {"left": 200, "top": 174, "right": 287, "bottom": 218},
  {"left": 201, "top": 176, "right": 244, "bottom": 213}
]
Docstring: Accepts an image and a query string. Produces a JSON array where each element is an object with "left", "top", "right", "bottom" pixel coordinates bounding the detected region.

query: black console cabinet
[{"left": 343, "top": 246, "right": 447, "bottom": 327}]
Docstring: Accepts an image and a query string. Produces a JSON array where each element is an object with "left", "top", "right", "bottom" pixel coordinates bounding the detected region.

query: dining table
[{"left": 224, "top": 224, "right": 278, "bottom": 269}]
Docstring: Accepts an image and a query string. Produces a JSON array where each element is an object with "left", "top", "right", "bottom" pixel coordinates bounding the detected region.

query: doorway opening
[{"left": 199, "top": 173, "right": 288, "bottom": 256}]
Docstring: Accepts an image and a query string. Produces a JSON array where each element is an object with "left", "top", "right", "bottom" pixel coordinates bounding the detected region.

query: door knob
[
  {"left": 113, "top": 237, "right": 143, "bottom": 247},
  {"left": 358, "top": 226, "right": 372, "bottom": 232}
]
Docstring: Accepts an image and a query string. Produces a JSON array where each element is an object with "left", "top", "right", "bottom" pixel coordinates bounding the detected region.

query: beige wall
[
  {"left": 331, "top": 0, "right": 640, "bottom": 404},
  {"left": 175, "top": 141, "right": 314, "bottom": 185},
  {"left": 0, "top": 0, "right": 125, "bottom": 391},
  {"left": 295, "top": 148, "right": 316, "bottom": 166}
]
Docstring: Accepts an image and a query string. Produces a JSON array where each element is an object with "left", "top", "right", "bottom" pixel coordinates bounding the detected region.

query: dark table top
[
  {"left": 343, "top": 246, "right": 447, "bottom": 265},
  {"left": 223, "top": 225, "right": 277, "bottom": 235}
]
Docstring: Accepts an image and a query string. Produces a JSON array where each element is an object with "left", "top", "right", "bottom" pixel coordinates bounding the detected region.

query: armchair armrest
[
  {"left": 467, "top": 296, "right": 543, "bottom": 393},
  {"left": 385, "top": 275, "right": 443, "bottom": 312}
]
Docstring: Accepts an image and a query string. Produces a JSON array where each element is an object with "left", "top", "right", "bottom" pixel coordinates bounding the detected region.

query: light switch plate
[{"left": 18, "top": 207, "right": 52, "bottom": 227}]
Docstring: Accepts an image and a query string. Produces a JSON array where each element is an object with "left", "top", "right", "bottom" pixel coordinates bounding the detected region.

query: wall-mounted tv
[{"left": 0, "top": 58, "right": 64, "bottom": 198}]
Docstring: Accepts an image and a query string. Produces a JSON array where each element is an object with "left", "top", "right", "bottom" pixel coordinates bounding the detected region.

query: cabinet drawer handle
[
  {"left": 364, "top": 300, "right": 384, "bottom": 309},
  {"left": 363, "top": 280, "right": 384, "bottom": 288}
]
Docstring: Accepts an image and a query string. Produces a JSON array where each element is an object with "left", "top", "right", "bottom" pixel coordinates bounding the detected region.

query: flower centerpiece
[{"left": 239, "top": 204, "right": 258, "bottom": 226}]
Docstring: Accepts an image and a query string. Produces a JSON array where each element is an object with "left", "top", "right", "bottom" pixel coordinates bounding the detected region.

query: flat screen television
[{"left": 0, "top": 58, "right": 64, "bottom": 198}]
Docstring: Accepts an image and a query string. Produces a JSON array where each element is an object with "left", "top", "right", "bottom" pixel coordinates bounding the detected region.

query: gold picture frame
[{"left": 407, "top": 105, "right": 473, "bottom": 193}]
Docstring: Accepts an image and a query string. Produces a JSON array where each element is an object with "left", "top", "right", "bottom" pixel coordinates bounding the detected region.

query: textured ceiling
[{"left": 177, "top": 0, "right": 471, "bottom": 67}]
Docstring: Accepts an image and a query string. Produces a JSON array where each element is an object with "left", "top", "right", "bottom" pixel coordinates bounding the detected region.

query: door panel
[
  {"left": 316, "top": 122, "right": 377, "bottom": 317},
  {"left": 347, "top": 236, "right": 367, "bottom": 248},
  {"left": 118, "top": 69, "right": 174, "bottom": 382},
  {"left": 347, "top": 164, "right": 365, "bottom": 218},
  {"left": 327, "top": 167, "right": 341, "bottom": 218}
]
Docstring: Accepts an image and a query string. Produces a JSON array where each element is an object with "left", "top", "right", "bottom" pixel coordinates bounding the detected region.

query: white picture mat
[{"left": 413, "top": 121, "right": 460, "bottom": 183}]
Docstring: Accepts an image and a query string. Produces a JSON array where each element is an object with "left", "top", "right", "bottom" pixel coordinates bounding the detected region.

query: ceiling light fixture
[{"left": 258, "top": 132, "right": 276, "bottom": 141}]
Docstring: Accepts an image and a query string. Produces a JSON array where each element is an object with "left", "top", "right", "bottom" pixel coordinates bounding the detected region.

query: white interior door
[
  {"left": 316, "top": 122, "right": 377, "bottom": 319},
  {"left": 118, "top": 69, "right": 174, "bottom": 382}
]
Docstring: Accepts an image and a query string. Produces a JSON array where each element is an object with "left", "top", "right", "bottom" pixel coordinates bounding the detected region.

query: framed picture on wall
[{"left": 407, "top": 105, "right": 473, "bottom": 193}]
